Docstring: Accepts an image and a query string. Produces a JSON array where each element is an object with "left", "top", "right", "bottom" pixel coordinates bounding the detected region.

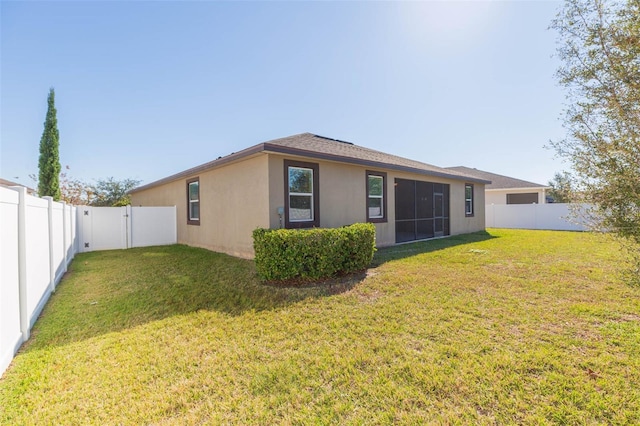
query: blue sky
[{"left": 1, "top": 1, "right": 566, "bottom": 189}]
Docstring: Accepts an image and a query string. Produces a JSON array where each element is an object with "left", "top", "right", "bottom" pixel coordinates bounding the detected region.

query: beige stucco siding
[
  {"left": 131, "top": 154, "right": 270, "bottom": 258},
  {"left": 267, "top": 154, "right": 486, "bottom": 248},
  {"left": 268, "top": 154, "right": 391, "bottom": 247},
  {"left": 268, "top": 155, "right": 371, "bottom": 228},
  {"left": 449, "top": 179, "right": 486, "bottom": 236},
  {"left": 132, "top": 152, "right": 485, "bottom": 259}
]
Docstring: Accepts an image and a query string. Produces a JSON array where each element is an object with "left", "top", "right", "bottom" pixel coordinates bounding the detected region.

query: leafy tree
[
  {"left": 550, "top": 0, "right": 640, "bottom": 277},
  {"left": 38, "top": 88, "right": 61, "bottom": 200},
  {"left": 547, "top": 172, "right": 574, "bottom": 203},
  {"left": 59, "top": 166, "right": 95, "bottom": 205},
  {"left": 91, "top": 177, "right": 141, "bottom": 207}
]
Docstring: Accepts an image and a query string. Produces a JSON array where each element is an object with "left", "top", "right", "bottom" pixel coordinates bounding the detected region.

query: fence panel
[
  {"left": 486, "top": 203, "right": 591, "bottom": 231},
  {"left": 25, "top": 195, "right": 52, "bottom": 326},
  {"left": 51, "top": 202, "right": 66, "bottom": 285},
  {"left": 0, "top": 188, "right": 22, "bottom": 376},
  {"left": 65, "top": 204, "right": 77, "bottom": 262},
  {"left": 78, "top": 206, "right": 177, "bottom": 251},
  {"left": 131, "top": 206, "right": 177, "bottom": 248},
  {"left": 1, "top": 196, "right": 175, "bottom": 377},
  {"left": 0, "top": 187, "right": 79, "bottom": 377}
]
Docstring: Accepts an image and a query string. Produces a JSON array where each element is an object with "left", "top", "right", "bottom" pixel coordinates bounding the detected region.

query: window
[
  {"left": 465, "top": 184, "right": 474, "bottom": 217},
  {"left": 187, "top": 177, "right": 200, "bottom": 225},
  {"left": 366, "top": 171, "right": 387, "bottom": 222},
  {"left": 507, "top": 193, "right": 539, "bottom": 204},
  {"left": 284, "top": 160, "right": 319, "bottom": 228}
]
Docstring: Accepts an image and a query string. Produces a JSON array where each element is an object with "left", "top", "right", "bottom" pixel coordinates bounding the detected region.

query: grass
[{"left": 1, "top": 229, "right": 640, "bottom": 424}]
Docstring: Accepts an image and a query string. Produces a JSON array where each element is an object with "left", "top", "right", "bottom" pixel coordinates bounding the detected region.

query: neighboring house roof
[
  {"left": 445, "top": 166, "right": 549, "bottom": 190},
  {"left": 0, "top": 178, "right": 36, "bottom": 194},
  {"left": 131, "top": 133, "right": 490, "bottom": 193}
]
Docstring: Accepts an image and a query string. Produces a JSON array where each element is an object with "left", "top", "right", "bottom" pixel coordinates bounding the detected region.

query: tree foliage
[
  {"left": 550, "top": 0, "right": 640, "bottom": 245},
  {"left": 59, "top": 166, "right": 95, "bottom": 205},
  {"left": 38, "top": 88, "right": 61, "bottom": 200},
  {"left": 91, "top": 177, "right": 141, "bottom": 207},
  {"left": 547, "top": 171, "right": 574, "bottom": 203}
]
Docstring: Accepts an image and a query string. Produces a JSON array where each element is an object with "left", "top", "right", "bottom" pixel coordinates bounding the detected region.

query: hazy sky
[{"left": 1, "top": 0, "right": 567, "bottom": 189}]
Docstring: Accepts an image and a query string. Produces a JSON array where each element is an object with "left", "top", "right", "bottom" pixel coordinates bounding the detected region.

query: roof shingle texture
[
  {"left": 446, "top": 166, "right": 547, "bottom": 190},
  {"left": 263, "top": 133, "right": 483, "bottom": 180},
  {"left": 131, "top": 133, "right": 489, "bottom": 193}
]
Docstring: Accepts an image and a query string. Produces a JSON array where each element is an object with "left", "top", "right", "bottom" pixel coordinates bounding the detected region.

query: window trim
[
  {"left": 465, "top": 183, "right": 474, "bottom": 217},
  {"left": 284, "top": 160, "right": 319, "bottom": 228},
  {"left": 187, "top": 177, "right": 200, "bottom": 225},
  {"left": 366, "top": 171, "right": 387, "bottom": 223}
]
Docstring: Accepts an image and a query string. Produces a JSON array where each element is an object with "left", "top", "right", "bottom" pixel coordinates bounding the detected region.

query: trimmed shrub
[{"left": 253, "top": 223, "right": 376, "bottom": 282}]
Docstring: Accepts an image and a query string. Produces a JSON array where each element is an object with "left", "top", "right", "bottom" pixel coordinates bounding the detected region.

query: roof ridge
[
  {"left": 312, "top": 134, "right": 354, "bottom": 145},
  {"left": 131, "top": 133, "right": 492, "bottom": 194}
]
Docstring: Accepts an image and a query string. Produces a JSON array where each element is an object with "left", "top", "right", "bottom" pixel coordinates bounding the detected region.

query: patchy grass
[{"left": 1, "top": 229, "right": 639, "bottom": 424}]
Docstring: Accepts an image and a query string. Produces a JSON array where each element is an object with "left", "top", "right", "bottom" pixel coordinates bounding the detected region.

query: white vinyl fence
[
  {"left": 1, "top": 187, "right": 177, "bottom": 377},
  {"left": 486, "top": 203, "right": 592, "bottom": 231},
  {"left": 77, "top": 205, "right": 177, "bottom": 252},
  {"left": 1, "top": 186, "right": 78, "bottom": 377}
]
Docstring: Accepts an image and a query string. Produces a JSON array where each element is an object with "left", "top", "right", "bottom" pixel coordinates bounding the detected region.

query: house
[
  {"left": 446, "top": 167, "right": 550, "bottom": 205},
  {"left": 130, "top": 133, "right": 489, "bottom": 258},
  {"left": 0, "top": 178, "right": 36, "bottom": 195}
]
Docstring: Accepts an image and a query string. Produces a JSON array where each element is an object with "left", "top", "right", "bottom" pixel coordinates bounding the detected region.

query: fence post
[
  {"left": 172, "top": 205, "right": 177, "bottom": 243},
  {"left": 126, "top": 205, "right": 133, "bottom": 249},
  {"left": 14, "top": 186, "right": 29, "bottom": 341},
  {"left": 43, "top": 196, "right": 56, "bottom": 294},
  {"left": 78, "top": 206, "right": 87, "bottom": 253},
  {"left": 62, "top": 201, "right": 68, "bottom": 274}
]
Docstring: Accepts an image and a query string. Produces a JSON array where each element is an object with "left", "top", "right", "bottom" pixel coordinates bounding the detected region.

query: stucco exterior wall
[
  {"left": 449, "top": 179, "right": 486, "bottom": 236},
  {"left": 130, "top": 154, "right": 270, "bottom": 258},
  {"left": 267, "top": 154, "right": 486, "bottom": 249},
  {"left": 132, "top": 152, "right": 486, "bottom": 259},
  {"left": 486, "top": 188, "right": 546, "bottom": 205}
]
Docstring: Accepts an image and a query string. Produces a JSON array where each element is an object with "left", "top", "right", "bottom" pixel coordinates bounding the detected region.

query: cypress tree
[{"left": 38, "top": 88, "right": 61, "bottom": 200}]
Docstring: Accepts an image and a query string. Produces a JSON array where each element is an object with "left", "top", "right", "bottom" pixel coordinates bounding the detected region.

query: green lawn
[{"left": 1, "top": 229, "right": 639, "bottom": 424}]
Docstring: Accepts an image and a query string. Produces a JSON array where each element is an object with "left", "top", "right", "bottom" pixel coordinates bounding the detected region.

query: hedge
[{"left": 253, "top": 223, "right": 376, "bottom": 282}]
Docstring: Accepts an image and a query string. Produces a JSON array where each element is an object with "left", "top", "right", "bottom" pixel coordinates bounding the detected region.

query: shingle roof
[
  {"left": 446, "top": 166, "right": 548, "bottom": 190},
  {"left": 262, "top": 133, "right": 489, "bottom": 182},
  {"left": 131, "top": 133, "right": 489, "bottom": 193}
]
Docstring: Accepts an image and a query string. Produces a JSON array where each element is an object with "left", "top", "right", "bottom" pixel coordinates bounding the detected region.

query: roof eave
[
  {"left": 130, "top": 139, "right": 492, "bottom": 195},
  {"left": 263, "top": 144, "right": 491, "bottom": 184}
]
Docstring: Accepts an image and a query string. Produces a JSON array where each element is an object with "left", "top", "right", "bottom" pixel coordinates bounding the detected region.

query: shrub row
[{"left": 253, "top": 223, "right": 376, "bottom": 282}]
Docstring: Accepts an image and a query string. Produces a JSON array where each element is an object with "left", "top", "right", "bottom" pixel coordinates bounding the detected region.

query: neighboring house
[
  {"left": 446, "top": 167, "right": 550, "bottom": 205},
  {"left": 130, "top": 133, "right": 489, "bottom": 258},
  {"left": 0, "top": 178, "right": 36, "bottom": 195}
]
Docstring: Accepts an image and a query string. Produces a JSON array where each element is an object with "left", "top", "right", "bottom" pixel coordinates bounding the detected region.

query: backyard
[{"left": 1, "top": 229, "right": 639, "bottom": 424}]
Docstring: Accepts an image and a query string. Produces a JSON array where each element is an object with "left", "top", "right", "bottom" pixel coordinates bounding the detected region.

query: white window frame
[
  {"left": 188, "top": 179, "right": 200, "bottom": 223},
  {"left": 465, "top": 184, "right": 474, "bottom": 217},
  {"left": 368, "top": 174, "right": 384, "bottom": 219},
  {"left": 288, "top": 166, "right": 314, "bottom": 222}
]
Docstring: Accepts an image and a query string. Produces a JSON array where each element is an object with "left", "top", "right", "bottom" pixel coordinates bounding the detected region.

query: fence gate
[
  {"left": 79, "top": 206, "right": 129, "bottom": 252},
  {"left": 77, "top": 205, "right": 177, "bottom": 252}
]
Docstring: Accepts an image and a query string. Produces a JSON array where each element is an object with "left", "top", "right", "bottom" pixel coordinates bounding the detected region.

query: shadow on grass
[
  {"left": 24, "top": 244, "right": 366, "bottom": 351},
  {"left": 25, "top": 231, "right": 496, "bottom": 351},
  {"left": 371, "top": 230, "right": 498, "bottom": 267}
]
